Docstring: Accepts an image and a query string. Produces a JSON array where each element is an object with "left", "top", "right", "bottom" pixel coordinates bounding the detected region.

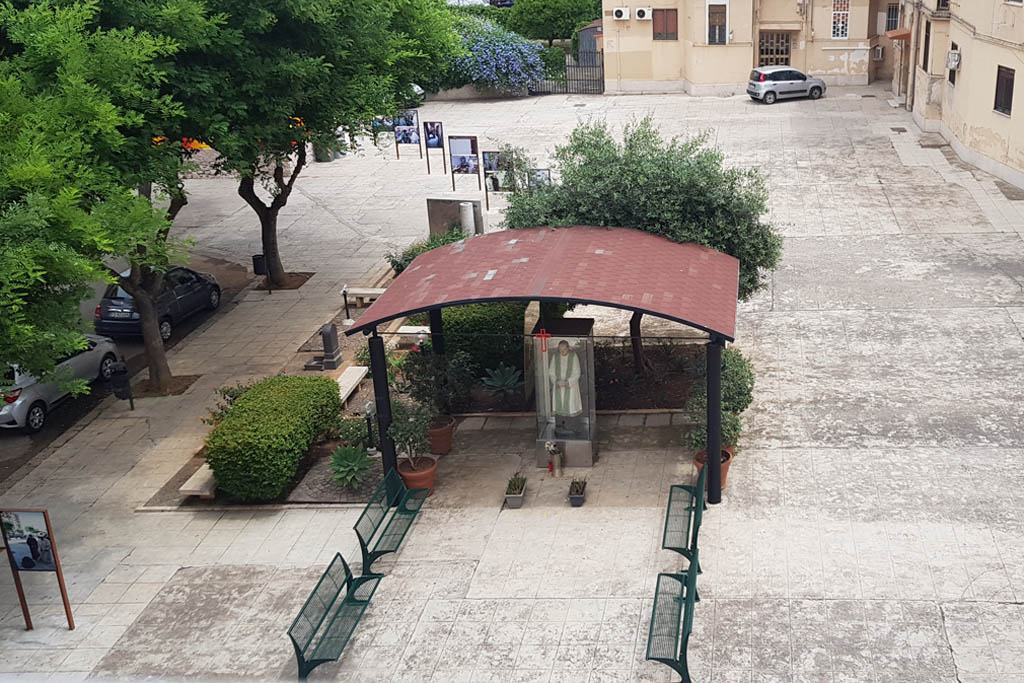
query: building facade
[
  {"left": 600, "top": 0, "right": 898, "bottom": 94},
  {"left": 893, "top": 0, "right": 1023, "bottom": 186}
]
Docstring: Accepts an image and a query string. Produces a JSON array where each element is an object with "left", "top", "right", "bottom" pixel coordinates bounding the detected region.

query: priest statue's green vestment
[{"left": 548, "top": 340, "right": 582, "bottom": 417}]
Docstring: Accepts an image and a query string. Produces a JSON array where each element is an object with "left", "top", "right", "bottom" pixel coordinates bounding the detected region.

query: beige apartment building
[
  {"left": 600, "top": 0, "right": 900, "bottom": 94},
  {"left": 892, "top": 0, "right": 1023, "bottom": 186}
]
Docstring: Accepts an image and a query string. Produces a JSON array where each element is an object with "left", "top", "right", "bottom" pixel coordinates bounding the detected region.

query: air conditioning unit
[
  {"left": 612, "top": 7, "right": 630, "bottom": 20},
  {"left": 873, "top": 45, "right": 884, "bottom": 61},
  {"left": 635, "top": 7, "right": 653, "bottom": 20},
  {"left": 946, "top": 50, "right": 961, "bottom": 70}
]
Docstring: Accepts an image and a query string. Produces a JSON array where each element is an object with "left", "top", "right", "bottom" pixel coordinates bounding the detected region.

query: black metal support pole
[
  {"left": 367, "top": 330, "right": 398, "bottom": 500},
  {"left": 706, "top": 336, "right": 724, "bottom": 504},
  {"left": 428, "top": 308, "right": 445, "bottom": 355}
]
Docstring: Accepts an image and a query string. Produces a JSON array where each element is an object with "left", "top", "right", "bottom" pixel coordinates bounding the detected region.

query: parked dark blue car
[{"left": 94, "top": 267, "right": 221, "bottom": 342}]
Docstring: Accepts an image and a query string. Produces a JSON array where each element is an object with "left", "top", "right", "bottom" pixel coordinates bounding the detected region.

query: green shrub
[
  {"left": 399, "top": 344, "right": 478, "bottom": 414},
  {"left": 443, "top": 302, "right": 529, "bottom": 375},
  {"left": 325, "top": 415, "right": 378, "bottom": 450},
  {"left": 448, "top": 4, "right": 513, "bottom": 30},
  {"left": 354, "top": 342, "right": 404, "bottom": 383},
  {"left": 330, "top": 445, "right": 374, "bottom": 488},
  {"left": 682, "top": 410, "right": 742, "bottom": 451},
  {"left": 541, "top": 46, "right": 567, "bottom": 81},
  {"left": 386, "top": 228, "right": 466, "bottom": 275},
  {"left": 205, "top": 376, "right": 342, "bottom": 502},
  {"left": 201, "top": 380, "right": 256, "bottom": 426},
  {"left": 687, "top": 347, "right": 755, "bottom": 415}
]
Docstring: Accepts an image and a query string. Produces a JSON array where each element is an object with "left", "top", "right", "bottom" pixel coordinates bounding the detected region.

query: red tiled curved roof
[{"left": 346, "top": 226, "right": 739, "bottom": 340}]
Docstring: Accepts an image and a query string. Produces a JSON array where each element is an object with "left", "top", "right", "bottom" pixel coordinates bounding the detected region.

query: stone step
[{"left": 179, "top": 463, "right": 216, "bottom": 500}]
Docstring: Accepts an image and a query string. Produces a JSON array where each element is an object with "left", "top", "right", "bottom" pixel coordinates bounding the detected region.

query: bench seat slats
[
  {"left": 647, "top": 573, "right": 684, "bottom": 661},
  {"left": 354, "top": 470, "right": 428, "bottom": 573},
  {"left": 310, "top": 575, "right": 381, "bottom": 661}
]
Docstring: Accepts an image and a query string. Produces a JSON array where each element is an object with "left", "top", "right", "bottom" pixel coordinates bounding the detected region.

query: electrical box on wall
[{"left": 612, "top": 7, "right": 630, "bottom": 20}]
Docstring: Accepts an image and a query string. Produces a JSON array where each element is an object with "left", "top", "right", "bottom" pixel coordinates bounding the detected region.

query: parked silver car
[
  {"left": 747, "top": 66, "right": 827, "bottom": 104},
  {"left": 1, "top": 335, "right": 118, "bottom": 433}
]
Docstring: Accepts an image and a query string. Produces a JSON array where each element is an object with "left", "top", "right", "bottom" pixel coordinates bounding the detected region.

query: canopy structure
[
  {"left": 351, "top": 226, "right": 741, "bottom": 504},
  {"left": 346, "top": 226, "right": 739, "bottom": 340}
]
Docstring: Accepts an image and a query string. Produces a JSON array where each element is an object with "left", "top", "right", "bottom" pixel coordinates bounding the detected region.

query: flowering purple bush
[{"left": 446, "top": 18, "right": 545, "bottom": 93}]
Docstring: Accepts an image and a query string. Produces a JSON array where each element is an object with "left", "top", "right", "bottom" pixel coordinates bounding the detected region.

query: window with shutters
[
  {"left": 708, "top": 5, "right": 727, "bottom": 45},
  {"left": 831, "top": 0, "right": 850, "bottom": 39},
  {"left": 653, "top": 9, "right": 678, "bottom": 40},
  {"left": 885, "top": 4, "right": 899, "bottom": 32},
  {"left": 995, "top": 66, "right": 1014, "bottom": 116}
]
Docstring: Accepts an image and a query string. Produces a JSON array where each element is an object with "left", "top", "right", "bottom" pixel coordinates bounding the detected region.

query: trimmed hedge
[
  {"left": 205, "top": 375, "right": 342, "bottom": 502},
  {"left": 386, "top": 228, "right": 466, "bottom": 275}
]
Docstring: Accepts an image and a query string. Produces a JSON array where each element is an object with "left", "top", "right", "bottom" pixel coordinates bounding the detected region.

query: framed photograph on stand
[
  {"left": 393, "top": 110, "right": 422, "bottom": 160},
  {"left": 449, "top": 136, "right": 481, "bottom": 192},
  {"left": 423, "top": 121, "right": 445, "bottom": 173},
  {"left": 482, "top": 151, "right": 512, "bottom": 210},
  {"left": 1, "top": 509, "right": 74, "bottom": 630}
]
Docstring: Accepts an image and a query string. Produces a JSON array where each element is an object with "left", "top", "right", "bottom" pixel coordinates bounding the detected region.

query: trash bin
[{"left": 252, "top": 254, "right": 266, "bottom": 276}]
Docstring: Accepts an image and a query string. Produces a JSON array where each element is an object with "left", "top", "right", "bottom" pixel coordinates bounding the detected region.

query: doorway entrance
[{"left": 759, "top": 32, "right": 792, "bottom": 66}]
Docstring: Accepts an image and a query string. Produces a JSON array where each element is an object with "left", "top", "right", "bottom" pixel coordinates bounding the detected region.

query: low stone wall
[{"left": 426, "top": 85, "right": 527, "bottom": 101}]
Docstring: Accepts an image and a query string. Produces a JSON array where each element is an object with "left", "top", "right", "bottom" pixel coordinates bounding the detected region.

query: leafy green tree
[
  {"left": 164, "top": 0, "right": 459, "bottom": 286},
  {"left": 509, "top": 0, "right": 597, "bottom": 46},
  {"left": 505, "top": 118, "right": 782, "bottom": 373},
  {"left": 0, "top": 1, "right": 184, "bottom": 388}
]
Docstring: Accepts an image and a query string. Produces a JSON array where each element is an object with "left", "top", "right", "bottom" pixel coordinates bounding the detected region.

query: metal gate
[
  {"left": 758, "top": 32, "right": 791, "bottom": 66},
  {"left": 531, "top": 51, "right": 605, "bottom": 95}
]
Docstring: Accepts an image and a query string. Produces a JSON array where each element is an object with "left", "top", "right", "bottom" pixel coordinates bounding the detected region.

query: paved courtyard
[{"left": 2, "top": 84, "right": 1024, "bottom": 682}]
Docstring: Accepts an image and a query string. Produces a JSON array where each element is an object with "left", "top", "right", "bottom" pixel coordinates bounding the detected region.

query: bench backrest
[
  {"left": 681, "top": 547, "right": 699, "bottom": 646},
  {"left": 354, "top": 469, "right": 407, "bottom": 544},
  {"left": 690, "top": 465, "right": 706, "bottom": 551},
  {"left": 287, "top": 553, "right": 352, "bottom": 654}
]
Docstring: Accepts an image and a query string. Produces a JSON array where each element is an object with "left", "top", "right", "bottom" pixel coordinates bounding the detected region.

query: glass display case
[{"left": 530, "top": 318, "right": 596, "bottom": 467}]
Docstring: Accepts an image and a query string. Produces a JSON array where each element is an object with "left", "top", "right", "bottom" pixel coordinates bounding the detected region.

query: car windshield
[
  {"left": 3, "top": 366, "right": 15, "bottom": 383},
  {"left": 749, "top": 70, "right": 761, "bottom": 81}
]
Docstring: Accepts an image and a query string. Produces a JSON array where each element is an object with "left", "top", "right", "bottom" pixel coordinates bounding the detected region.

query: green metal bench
[
  {"left": 287, "top": 553, "right": 381, "bottom": 680},
  {"left": 662, "top": 465, "right": 706, "bottom": 571},
  {"left": 645, "top": 552, "right": 700, "bottom": 683},
  {"left": 353, "top": 468, "right": 428, "bottom": 574}
]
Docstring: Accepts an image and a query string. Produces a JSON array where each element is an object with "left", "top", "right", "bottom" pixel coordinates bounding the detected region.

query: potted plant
[
  {"left": 568, "top": 476, "right": 587, "bottom": 507},
  {"left": 683, "top": 411, "right": 741, "bottom": 489},
  {"left": 387, "top": 400, "right": 438, "bottom": 493},
  {"left": 399, "top": 343, "right": 477, "bottom": 455},
  {"left": 505, "top": 471, "right": 527, "bottom": 509}
]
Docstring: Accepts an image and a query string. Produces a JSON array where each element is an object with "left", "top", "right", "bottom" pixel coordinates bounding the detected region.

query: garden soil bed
[
  {"left": 593, "top": 343, "right": 700, "bottom": 411},
  {"left": 132, "top": 374, "right": 201, "bottom": 398},
  {"left": 144, "top": 437, "right": 383, "bottom": 509}
]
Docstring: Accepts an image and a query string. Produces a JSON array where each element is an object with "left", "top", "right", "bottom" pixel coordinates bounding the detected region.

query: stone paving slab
[{"left": 2, "top": 85, "right": 1024, "bottom": 683}]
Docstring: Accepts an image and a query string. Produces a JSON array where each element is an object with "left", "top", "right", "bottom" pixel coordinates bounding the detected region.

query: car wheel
[
  {"left": 207, "top": 287, "right": 221, "bottom": 311},
  {"left": 24, "top": 402, "right": 46, "bottom": 434},
  {"left": 763, "top": 91, "right": 777, "bottom": 105},
  {"left": 159, "top": 318, "right": 173, "bottom": 342},
  {"left": 809, "top": 86, "right": 822, "bottom": 100},
  {"left": 98, "top": 353, "right": 117, "bottom": 381}
]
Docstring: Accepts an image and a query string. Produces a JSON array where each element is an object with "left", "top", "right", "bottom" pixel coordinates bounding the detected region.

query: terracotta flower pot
[
  {"left": 398, "top": 457, "right": 438, "bottom": 494},
  {"left": 694, "top": 447, "right": 734, "bottom": 489},
  {"left": 428, "top": 416, "right": 456, "bottom": 455}
]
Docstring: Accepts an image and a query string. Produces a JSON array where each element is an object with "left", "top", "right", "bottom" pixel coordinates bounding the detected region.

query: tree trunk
[
  {"left": 116, "top": 193, "right": 188, "bottom": 395},
  {"left": 134, "top": 287, "right": 173, "bottom": 391},
  {"left": 630, "top": 311, "right": 648, "bottom": 376},
  {"left": 237, "top": 148, "right": 307, "bottom": 287}
]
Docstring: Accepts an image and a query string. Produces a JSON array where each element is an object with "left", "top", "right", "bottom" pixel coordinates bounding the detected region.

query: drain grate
[
  {"left": 890, "top": 126, "right": 907, "bottom": 133},
  {"left": 574, "top": 103, "right": 586, "bottom": 107},
  {"left": 862, "top": 94, "right": 877, "bottom": 98}
]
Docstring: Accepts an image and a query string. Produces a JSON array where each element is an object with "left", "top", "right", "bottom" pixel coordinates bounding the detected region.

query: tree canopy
[
  {"left": 508, "top": 0, "right": 597, "bottom": 46},
  {"left": 504, "top": 118, "right": 783, "bottom": 300},
  {"left": 0, "top": 0, "right": 179, "bottom": 382}
]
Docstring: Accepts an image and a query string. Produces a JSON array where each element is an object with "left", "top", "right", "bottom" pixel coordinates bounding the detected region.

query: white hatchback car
[{"left": 2, "top": 335, "right": 119, "bottom": 433}]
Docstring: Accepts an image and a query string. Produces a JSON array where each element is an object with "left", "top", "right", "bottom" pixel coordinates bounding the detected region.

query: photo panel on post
[
  {"left": 372, "top": 115, "right": 395, "bottom": 133},
  {"left": 483, "top": 151, "right": 512, "bottom": 192},
  {"left": 528, "top": 168, "right": 552, "bottom": 189},
  {"left": 450, "top": 136, "right": 479, "bottom": 175},
  {"left": 1, "top": 510, "right": 56, "bottom": 572},
  {"left": 395, "top": 110, "right": 418, "bottom": 128},
  {"left": 394, "top": 126, "right": 421, "bottom": 145},
  {"left": 423, "top": 122, "right": 444, "bottom": 149}
]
